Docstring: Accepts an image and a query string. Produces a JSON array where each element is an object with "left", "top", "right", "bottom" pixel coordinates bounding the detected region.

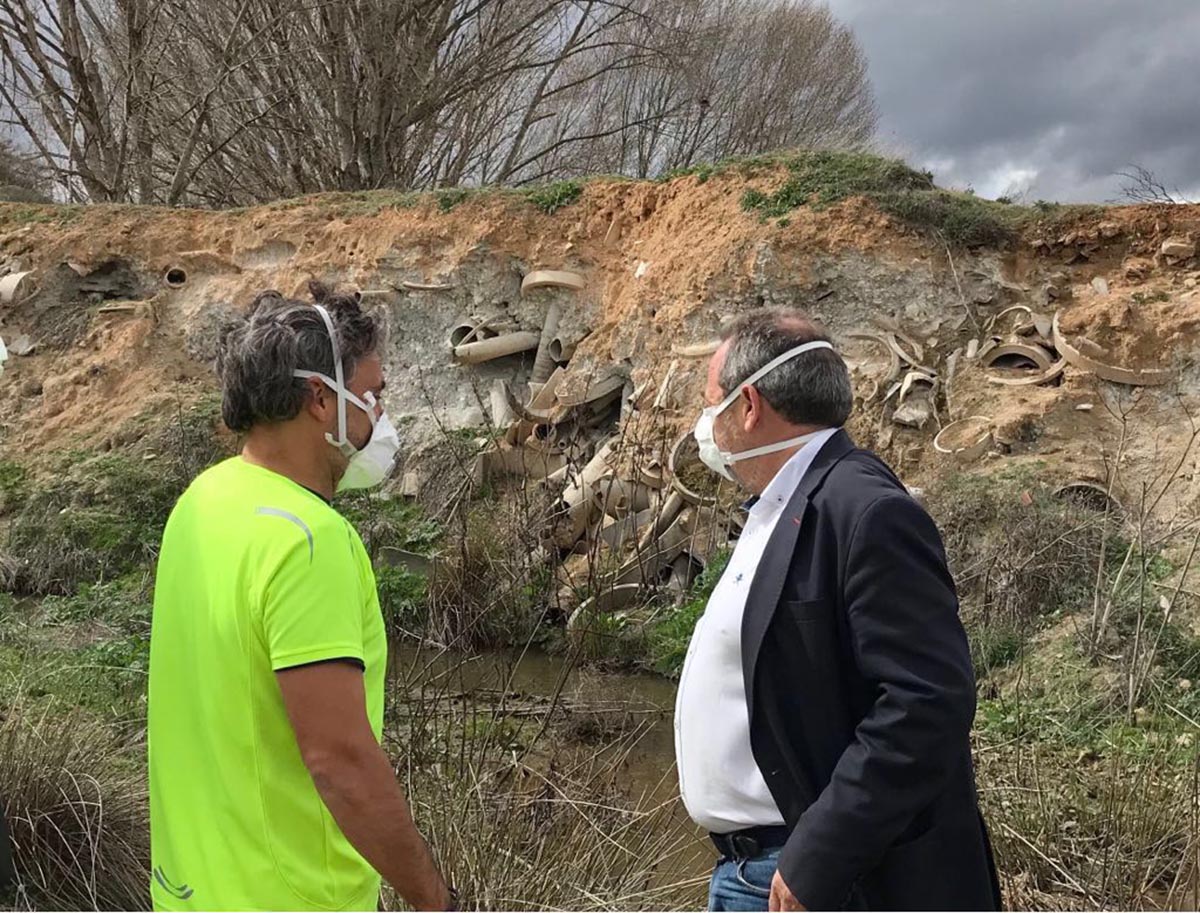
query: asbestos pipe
[
  {"left": 548, "top": 336, "right": 578, "bottom": 363},
  {"left": 531, "top": 303, "right": 561, "bottom": 385},
  {"left": 557, "top": 370, "right": 627, "bottom": 408},
  {"left": 616, "top": 507, "right": 696, "bottom": 587},
  {"left": 639, "top": 458, "right": 666, "bottom": 490},
  {"left": 592, "top": 478, "right": 653, "bottom": 519},
  {"left": 668, "top": 431, "right": 719, "bottom": 507},
  {"left": 0, "top": 271, "right": 32, "bottom": 304},
  {"left": 986, "top": 359, "right": 1066, "bottom": 387},
  {"left": 522, "top": 270, "right": 586, "bottom": 294},
  {"left": 454, "top": 331, "right": 540, "bottom": 365},
  {"left": 448, "top": 316, "right": 500, "bottom": 349},
  {"left": 567, "top": 583, "right": 641, "bottom": 631},
  {"left": 652, "top": 360, "right": 679, "bottom": 411},
  {"left": 981, "top": 342, "right": 1054, "bottom": 372},
  {"left": 561, "top": 440, "right": 617, "bottom": 510},
  {"left": 671, "top": 340, "right": 720, "bottom": 358},
  {"left": 666, "top": 552, "right": 705, "bottom": 593},
  {"left": 636, "top": 490, "right": 685, "bottom": 552},
  {"left": 846, "top": 331, "right": 902, "bottom": 383},
  {"left": 490, "top": 379, "right": 516, "bottom": 428},
  {"left": 933, "top": 416, "right": 994, "bottom": 462}
]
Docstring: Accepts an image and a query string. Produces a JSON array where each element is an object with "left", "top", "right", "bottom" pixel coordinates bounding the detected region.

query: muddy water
[
  {"left": 390, "top": 642, "right": 682, "bottom": 797},
  {"left": 389, "top": 643, "right": 715, "bottom": 890}
]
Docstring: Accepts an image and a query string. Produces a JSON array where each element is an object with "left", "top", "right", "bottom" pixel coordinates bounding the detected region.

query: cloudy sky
[{"left": 824, "top": 0, "right": 1200, "bottom": 203}]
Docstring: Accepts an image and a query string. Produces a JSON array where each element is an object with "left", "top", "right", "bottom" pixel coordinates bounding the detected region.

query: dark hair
[
  {"left": 216, "top": 281, "right": 381, "bottom": 433},
  {"left": 718, "top": 307, "right": 852, "bottom": 428}
]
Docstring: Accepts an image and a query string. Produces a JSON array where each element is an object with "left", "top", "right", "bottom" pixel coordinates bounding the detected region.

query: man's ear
[
  {"left": 741, "top": 385, "right": 764, "bottom": 433},
  {"left": 302, "top": 377, "right": 333, "bottom": 422}
]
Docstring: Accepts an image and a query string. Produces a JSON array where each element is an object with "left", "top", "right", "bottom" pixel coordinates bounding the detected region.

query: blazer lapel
[{"left": 741, "top": 429, "right": 855, "bottom": 712}]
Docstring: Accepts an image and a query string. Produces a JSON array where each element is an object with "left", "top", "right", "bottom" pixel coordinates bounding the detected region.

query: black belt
[{"left": 710, "top": 824, "right": 791, "bottom": 860}]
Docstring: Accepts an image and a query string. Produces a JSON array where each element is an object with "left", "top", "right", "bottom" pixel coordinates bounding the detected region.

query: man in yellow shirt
[{"left": 148, "top": 285, "right": 452, "bottom": 911}]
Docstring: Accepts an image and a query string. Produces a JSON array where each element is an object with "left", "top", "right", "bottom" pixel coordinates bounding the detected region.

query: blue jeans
[{"left": 708, "top": 846, "right": 781, "bottom": 912}]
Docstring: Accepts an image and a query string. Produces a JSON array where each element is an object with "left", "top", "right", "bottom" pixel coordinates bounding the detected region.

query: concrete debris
[
  {"left": 8, "top": 333, "right": 35, "bottom": 356},
  {"left": 1076, "top": 403, "right": 1094, "bottom": 412},
  {"left": 1051, "top": 310, "right": 1173, "bottom": 386},
  {"left": 634, "top": 261, "right": 649, "bottom": 279},
  {"left": 1091, "top": 276, "right": 1110, "bottom": 296},
  {"left": 1124, "top": 258, "right": 1153, "bottom": 282},
  {"left": 1161, "top": 237, "right": 1196, "bottom": 261},
  {"left": 400, "top": 471, "right": 422, "bottom": 498},
  {"left": 891, "top": 395, "right": 933, "bottom": 429},
  {"left": 378, "top": 546, "right": 435, "bottom": 578}
]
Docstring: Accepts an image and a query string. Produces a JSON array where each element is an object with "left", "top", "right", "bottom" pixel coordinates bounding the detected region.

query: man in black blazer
[{"left": 674, "top": 308, "right": 1000, "bottom": 911}]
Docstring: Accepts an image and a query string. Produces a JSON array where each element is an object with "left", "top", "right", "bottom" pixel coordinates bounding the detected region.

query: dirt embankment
[{"left": 1, "top": 167, "right": 1200, "bottom": 527}]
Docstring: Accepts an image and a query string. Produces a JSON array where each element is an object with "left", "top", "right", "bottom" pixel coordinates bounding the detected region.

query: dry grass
[
  {"left": 385, "top": 649, "right": 706, "bottom": 911},
  {"left": 0, "top": 694, "right": 149, "bottom": 910}
]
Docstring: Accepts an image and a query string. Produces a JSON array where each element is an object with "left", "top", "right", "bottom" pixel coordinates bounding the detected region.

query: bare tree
[
  {"left": 1116, "top": 163, "right": 1193, "bottom": 206},
  {"left": 0, "top": 0, "right": 877, "bottom": 205}
]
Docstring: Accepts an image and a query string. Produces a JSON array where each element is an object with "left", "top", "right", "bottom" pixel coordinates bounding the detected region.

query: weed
[
  {"left": 0, "top": 458, "right": 26, "bottom": 514},
  {"left": 5, "top": 400, "right": 230, "bottom": 595},
  {"left": 1132, "top": 290, "right": 1171, "bottom": 305},
  {"left": 376, "top": 564, "right": 430, "bottom": 636},
  {"left": 645, "top": 550, "right": 731, "bottom": 677},
  {"left": 435, "top": 188, "right": 471, "bottom": 213},
  {"left": 337, "top": 494, "right": 443, "bottom": 561},
  {"left": 523, "top": 180, "right": 583, "bottom": 215}
]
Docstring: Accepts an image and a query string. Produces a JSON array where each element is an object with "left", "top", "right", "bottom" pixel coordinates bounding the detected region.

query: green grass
[
  {"left": 435, "top": 188, "right": 472, "bottom": 213},
  {"left": 729, "top": 149, "right": 1104, "bottom": 247},
  {"left": 523, "top": 180, "right": 583, "bottom": 215},
  {"left": 645, "top": 550, "right": 731, "bottom": 677},
  {"left": 376, "top": 564, "right": 430, "bottom": 636}
]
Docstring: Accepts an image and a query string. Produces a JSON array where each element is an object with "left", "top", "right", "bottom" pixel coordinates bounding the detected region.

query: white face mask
[
  {"left": 694, "top": 340, "right": 837, "bottom": 482},
  {"left": 293, "top": 304, "right": 400, "bottom": 492}
]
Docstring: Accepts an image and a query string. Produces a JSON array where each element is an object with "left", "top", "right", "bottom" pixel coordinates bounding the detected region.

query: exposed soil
[{"left": 2, "top": 169, "right": 1200, "bottom": 525}]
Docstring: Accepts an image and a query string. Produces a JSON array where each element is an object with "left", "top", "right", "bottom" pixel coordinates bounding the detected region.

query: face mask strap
[
  {"left": 310, "top": 305, "right": 348, "bottom": 448},
  {"left": 293, "top": 369, "right": 377, "bottom": 430},
  {"left": 714, "top": 340, "right": 836, "bottom": 415},
  {"left": 725, "top": 431, "right": 822, "bottom": 464}
]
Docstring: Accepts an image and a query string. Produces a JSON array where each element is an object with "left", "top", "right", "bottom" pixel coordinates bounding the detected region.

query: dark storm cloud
[{"left": 825, "top": 0, "right": 1200, "bottom": 202}]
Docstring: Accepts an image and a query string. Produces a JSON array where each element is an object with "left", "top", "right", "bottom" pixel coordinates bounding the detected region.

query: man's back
[{"left": 148, "top": 457, "right": 386, "bottom": 911}]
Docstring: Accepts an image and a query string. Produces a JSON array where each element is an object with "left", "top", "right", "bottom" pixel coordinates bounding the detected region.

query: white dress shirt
[{"left": 673, "top": 427, "right": 839, "bottom": 834}]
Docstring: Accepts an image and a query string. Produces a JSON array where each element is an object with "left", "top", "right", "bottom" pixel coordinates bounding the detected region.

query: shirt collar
[{"left": 748, "top": 427, "right": 840, "bottom": 519}]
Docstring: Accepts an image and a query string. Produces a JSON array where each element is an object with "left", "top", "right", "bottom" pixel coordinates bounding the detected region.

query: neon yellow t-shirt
[{"left": 148, "top": 457, "right": 386, "bottom": 911}]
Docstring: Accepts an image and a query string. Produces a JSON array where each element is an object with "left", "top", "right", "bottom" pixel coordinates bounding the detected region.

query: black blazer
[{"left": 742, "top": 430, "right": 1001, "bottom": 911}]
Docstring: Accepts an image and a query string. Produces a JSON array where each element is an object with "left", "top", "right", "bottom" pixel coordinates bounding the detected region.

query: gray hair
[
  {"left": 718, "top": 307, "right": 851, "bottom": 428},
  {"left": 216, "top": 282, "right": 381, "bottom": 433}
]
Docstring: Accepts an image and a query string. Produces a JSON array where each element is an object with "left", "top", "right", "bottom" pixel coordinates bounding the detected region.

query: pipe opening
[{"left": 165, "top": 267, "right": 187, "bottom": 288}]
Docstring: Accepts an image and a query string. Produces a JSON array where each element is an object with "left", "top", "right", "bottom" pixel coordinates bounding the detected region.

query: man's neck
[
  {"left": 241, "top": 427, "right": 335, "bottom": 501},
  {"left": 742, "top": 424, "right": 828, "bottom": 495}
]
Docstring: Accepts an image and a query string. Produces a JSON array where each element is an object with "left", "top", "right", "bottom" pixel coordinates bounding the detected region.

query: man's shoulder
[
  {"left": 817, "top": 445, "right": 908, "bottom": 506},
  {"left": 175, "top": 458, "right": 352, "bottom": 550}
]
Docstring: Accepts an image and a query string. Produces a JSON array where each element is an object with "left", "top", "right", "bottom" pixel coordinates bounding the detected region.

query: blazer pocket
[{"left": 781, "top": 597, "right": 832, "bottom": 622}]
